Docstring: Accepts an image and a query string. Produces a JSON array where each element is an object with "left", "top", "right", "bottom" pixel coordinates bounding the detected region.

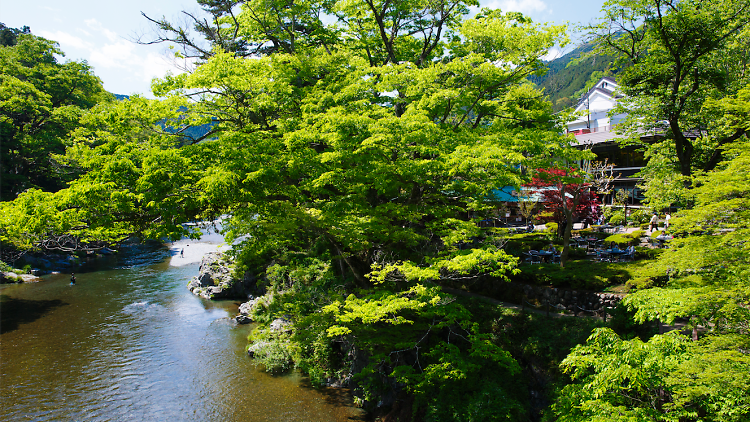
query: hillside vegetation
[{"left": 2, "top": 0, "right": 750, "bottom": 420}]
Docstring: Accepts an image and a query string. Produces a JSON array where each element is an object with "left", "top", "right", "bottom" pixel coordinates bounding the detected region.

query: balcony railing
[{"left": 567, "top": 125, "right": 616, "bottom": 135}]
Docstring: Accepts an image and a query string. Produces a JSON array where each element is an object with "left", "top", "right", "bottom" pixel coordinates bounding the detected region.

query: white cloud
[
  {"left": 481, "top": 0, "right": 548, "bottom": 14},
  {"left": 38, "top": 30, "right": 91, "bottom": 50},
  {"left": 89, "top": 40, "right": 138, "bottom": 69},
  {"left": 39, "top": 22, "right": 183, "bottom": 96},
  {"left": 139, "top": 52, "right": 180, "bottom": 83},
  {"left": 85, "top": 18, "right": 119, "bottom": 42},
  {"left": 542, "top": 46, "right": 563, "bottom": 61}
]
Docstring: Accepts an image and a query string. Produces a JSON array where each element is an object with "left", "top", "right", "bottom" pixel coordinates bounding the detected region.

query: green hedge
[{"left": 512, "top": 260, "right": 634, "bottom": 290}]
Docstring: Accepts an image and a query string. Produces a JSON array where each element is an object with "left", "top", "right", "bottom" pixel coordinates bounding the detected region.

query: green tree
[
  {"left": 586, "top": 0, "right": 750, "bottom": 182},
  {"left": 116, "top": 3, "right": 571, "bottom": 288},
  {"left": 0, "top": 31, "right": 110, "bottom": 200},
  {"left": 555, "top": 328, "right": 750, "bottom": 422},
  {"left": 555, "top": 137, "right": 750, "bottom": 421},
  {"left": 1, "top": 5, "right": 579, "bottom": 417},
  {"left": 0, "top": 23, "right": 30, "bottom": 47},
  {"left": 0, "top": 95, "right": 212, "bottom": 253}
]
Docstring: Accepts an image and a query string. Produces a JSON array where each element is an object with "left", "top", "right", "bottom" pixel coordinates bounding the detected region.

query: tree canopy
[
  {"left": 555, "top": 136, "right": 750, "bottom": 421},
  {"left": 3, "top": 2, "right": 577, "bottom": 284},
  {"left": 586, "top": 0, "right": 750, "bottom": 189},
  {"left": 0, "top": 29, "right": 111, "bottom": 201}
]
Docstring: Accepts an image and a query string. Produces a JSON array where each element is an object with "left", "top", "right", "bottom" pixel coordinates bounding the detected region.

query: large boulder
[
  {"left": 269, "top": 317, "right": 292, "bottom": 333},
  {"left": 188, "top": 252, "right": 261, "bottom": 300},
  {"left": 0, "top": 272, "right": 41, "bottom": 283},
  {"left": 0, "top": 272, "right": 20, "bottom": 283},
  {"left": 235, "top": 297, "right": 261, "bottom": 324}
]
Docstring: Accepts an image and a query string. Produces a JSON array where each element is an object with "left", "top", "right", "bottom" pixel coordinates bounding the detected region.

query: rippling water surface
[{"left": 0, "top": 241, "right": 364, "bottom": 422}]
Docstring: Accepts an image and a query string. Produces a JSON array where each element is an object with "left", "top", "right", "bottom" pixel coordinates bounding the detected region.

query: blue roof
[{"left": 488, "top": 186, "right": 553, "bottom": 203}]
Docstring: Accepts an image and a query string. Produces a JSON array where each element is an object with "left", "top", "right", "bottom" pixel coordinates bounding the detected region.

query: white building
[
  {"left": 565, "top": 77, "right": 650, "bottom": 204},
  {"left": 567, "top": 77, "right": 627, "bottom": 141}
]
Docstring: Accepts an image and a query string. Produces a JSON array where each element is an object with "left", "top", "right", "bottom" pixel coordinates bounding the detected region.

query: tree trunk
[
  {"left": 559, "top": 189, "right": 581, "bottom": 268},
  {"left": 671, "top": 119, "right": 694, "bottom": 183}
]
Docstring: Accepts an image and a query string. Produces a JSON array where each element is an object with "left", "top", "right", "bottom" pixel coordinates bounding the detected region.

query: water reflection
[
  {"left": 0, "top": 247, "right": 363, "bottom": 422},
  {"left": 0, "top": 294, "right": 68, "bottom": 334}
]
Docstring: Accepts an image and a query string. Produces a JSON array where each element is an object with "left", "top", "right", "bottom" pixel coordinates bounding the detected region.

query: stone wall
[{"left": 457, "top": 278, "right": 623, "bottom": 316}]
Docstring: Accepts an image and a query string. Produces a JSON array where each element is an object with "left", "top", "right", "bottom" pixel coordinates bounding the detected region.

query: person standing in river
[{"left": 70, "top": 273, "right": 76, "bottom": 285}]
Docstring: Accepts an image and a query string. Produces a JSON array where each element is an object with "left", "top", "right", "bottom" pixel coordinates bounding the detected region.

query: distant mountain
[
  {"left": 108, "top": 94, "right": 214, "bottom": 143},
  {"left": 531, "top": 43, "right": 619, "bottom": 112}
]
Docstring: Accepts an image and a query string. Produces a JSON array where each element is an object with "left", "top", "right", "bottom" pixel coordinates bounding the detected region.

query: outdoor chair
[
  {"left": 528, "top": 250, "right": 542, "bottom": 264},
  {"left": 624, "top": 246, "right": 635, "bottom": 261}
]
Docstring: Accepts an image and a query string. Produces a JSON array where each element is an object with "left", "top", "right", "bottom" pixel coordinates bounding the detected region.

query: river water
[{"left": 0, "top": 236, "right": 364, "bottom": 422}]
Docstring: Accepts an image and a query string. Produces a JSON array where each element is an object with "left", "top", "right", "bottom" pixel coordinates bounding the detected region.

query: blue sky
[{"left": 4, "top": 0, "right": 606, "bottom": 97}]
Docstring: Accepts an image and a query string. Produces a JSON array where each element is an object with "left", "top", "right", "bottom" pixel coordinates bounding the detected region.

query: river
[{"left": 0, "top": 235, "right": 365, "bottom": 422}]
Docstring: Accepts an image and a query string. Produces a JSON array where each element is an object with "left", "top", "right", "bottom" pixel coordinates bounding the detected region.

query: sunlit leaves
[{"left": 556, "top": 328, "right": 750, "bottom": 422}]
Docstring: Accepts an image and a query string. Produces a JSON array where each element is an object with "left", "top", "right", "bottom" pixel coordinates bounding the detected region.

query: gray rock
[
  {"left": 270, "top": 318, "right": 292, "bottom": 333},
  {"left": 188, "top": 252, "right": 263, "bottom": 300},
  {"left": 235, "top": 298, "right": 260, "bottom": 324},
  {"left": 18, "top": 274, "right": 41, "bottom": 283},
  {"left": 236, "top": 314, "right": 253, "bottom": 324},
  {"left": 1, "top": 272, "right": 19, "bottom": 283},
  {"left": 247, "top": 341, "right": 271, "bottom": 358}
]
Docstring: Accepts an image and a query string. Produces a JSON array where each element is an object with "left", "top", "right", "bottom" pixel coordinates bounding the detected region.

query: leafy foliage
[
  {"left": 623, "top": 141, "right": 750, "bottom": 329},
  {"left": 525, "top": 167, "right": 601, "bottom": 266},
  {"left": 555, "top": 328, "right": 750, "bottom": 422},
  {"left": 3, "top": 1, "right": 576, "bottom": 291},
  {"left": 587, "top": 0, "right": 750, "bottom": 180},
  {"left": 557, "top": 141, "right": 750, "bottom": 421},
  {"left": 0, "top": 31, "right": 110, "bottom": 200}
]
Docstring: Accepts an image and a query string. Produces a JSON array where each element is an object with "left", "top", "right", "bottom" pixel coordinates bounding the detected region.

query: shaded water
[{"left": 0, "top": 240, "right": 364, "bottom": 422}]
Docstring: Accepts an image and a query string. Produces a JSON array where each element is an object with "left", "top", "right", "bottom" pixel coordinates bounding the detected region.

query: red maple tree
[{"left": 524, "top": 168, "right": 601, "bottom": 266}]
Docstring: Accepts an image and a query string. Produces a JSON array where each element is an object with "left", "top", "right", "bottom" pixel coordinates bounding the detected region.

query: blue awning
[{"left": 488, "top": 186, "right": 565, "bottom": 203}]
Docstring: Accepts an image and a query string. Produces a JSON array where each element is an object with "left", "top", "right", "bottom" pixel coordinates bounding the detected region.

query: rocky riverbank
[
  {"left": 187, "top": 252, "right": 261, "bottom": 300},
  {"left": 0, "top": 271, "right": 42, "bottom": 283}
]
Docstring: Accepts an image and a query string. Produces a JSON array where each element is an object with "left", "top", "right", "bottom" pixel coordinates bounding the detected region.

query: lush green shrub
[
  {"left": 634, "top": 247, "right": 663, "bottom": 260},
  {"left": 566, "top": 247, "right": 588, "bottom": 259},
  {"left": 512, "top": 260, "right": 631, "bottom": 290},
  {"left": 545, "top": 222, "right": 558, "bottom": 234},
  {"left": 0, "top": 261, "right": 16, "bottom": 273},
  {"left": 629, "top": 208, "right": 651, "bottom": 224},
  {"left": 604, "top": 232, "right": 642, "bottom": 246},
  {"left": 572, "top": 227, "right": 603, "bottom": 237},
  {"left": 630, "top": 229, "right": 646, "bottom": 239},
  {"left": 608, "top": 210, "right": 626, "bottom": 226},
  {"left": 247, "top": 330, "right": 295, "bottom": 373}
]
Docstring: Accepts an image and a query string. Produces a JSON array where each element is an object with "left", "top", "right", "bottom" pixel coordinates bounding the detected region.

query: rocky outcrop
[
  {"left": 235, "top": 297, "right": 261, "bottom": 324},
  {"left": 187, "top": 252, "right": 260, "bottom": 300},
  {"left": 269, "top": 317, "right": 292, "bottom": 333},
  {"left": 0, "top": 271, "right": 41, "bottom": 283},
  {"left": 246, "top": 341, "right": 271, "bottom": 358}
]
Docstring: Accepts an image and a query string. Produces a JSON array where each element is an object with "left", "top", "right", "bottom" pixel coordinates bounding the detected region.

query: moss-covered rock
[{"left": 187, "top": 252, "right": 261, "bottom": 300}]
